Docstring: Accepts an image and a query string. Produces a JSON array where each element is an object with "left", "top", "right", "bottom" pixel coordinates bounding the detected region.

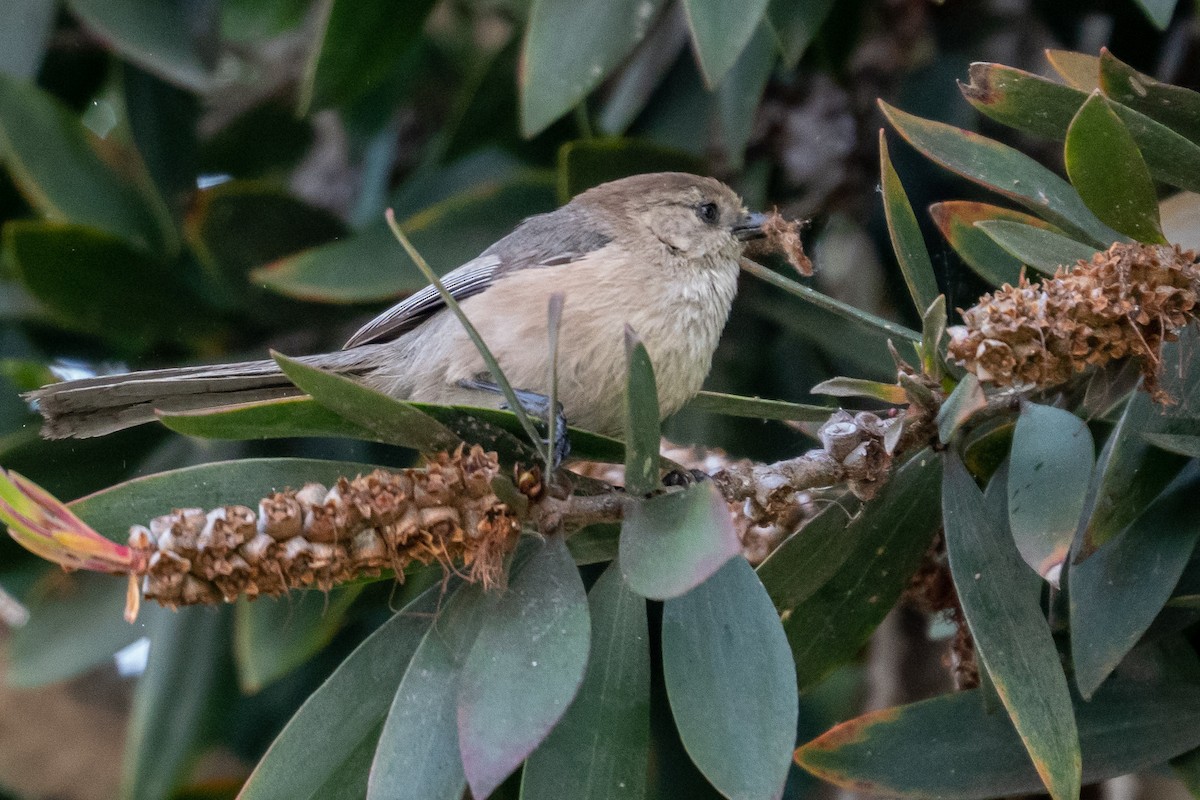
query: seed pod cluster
[
  {"left": 127, "top": 446, "right": 520, "bottom": 609},
  {"left": 947, "top": 242, "right": 1200, "bottom": 399}
]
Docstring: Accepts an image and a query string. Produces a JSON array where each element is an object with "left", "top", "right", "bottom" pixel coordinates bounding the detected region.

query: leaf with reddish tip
[
  {"left": 1065, "top": 92, "right": 1165, "bottom": 244},
  {"left": 975, "top": 220, "right": 1099, "bottom": 274},
  {"left": 880, "top": 132, "right": 940, "bottom": 316},
  {"left": 1099, "top": 49, "right": 1200, "bottom": 145},
  {"left": 1007, "top": 404, "right": 1094, "bottom": 584},
  {"left": 810, "top": 377, "right": 907, "bottom": 404},
  {"left": 457, "top": 536, "right": 590, "bottom": 799},
  {"left": 879, "top": 100, "right": 1120, "bottom": 246},
  {"left": 663, "top": 556, "right": 797, "bottom": 800},
  {"left": 1071, "top": 472, "right": 1200, "bottom": 699},
  {"left": 929, "top": 201, "right": 1051, "bottom": 286},
  {"left": 796, "top": 674, "right": 1200, "bottom": 798},
  {"left": 944, "top": 453, "right": 1080, "bottom": 800},
  {"left": 619, "top": 482, "right": 741, "bottom": 600},
  {"left": 1045, "top": 50, "right": 1101, "bottom": 91}
]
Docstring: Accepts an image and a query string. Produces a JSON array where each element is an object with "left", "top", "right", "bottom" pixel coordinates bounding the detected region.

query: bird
[{"left": 26, "top": 172, "right": 767, "bottom": 444}]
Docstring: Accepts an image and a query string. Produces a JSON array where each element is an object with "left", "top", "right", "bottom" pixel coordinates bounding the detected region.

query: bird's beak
[{"left": 732, "top": 211, "right": 769, "bottom": 241}]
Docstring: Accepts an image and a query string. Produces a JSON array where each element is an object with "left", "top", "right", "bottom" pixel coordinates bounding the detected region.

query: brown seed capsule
[{"left": 259, "top": 495, "right": 303, "bottom": 540}]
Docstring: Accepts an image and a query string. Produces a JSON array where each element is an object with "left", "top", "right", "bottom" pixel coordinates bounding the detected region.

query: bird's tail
[{"left": 24, "top": 352, "right": 375, "bottom": 440}]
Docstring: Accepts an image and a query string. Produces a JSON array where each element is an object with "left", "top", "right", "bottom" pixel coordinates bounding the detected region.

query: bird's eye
[{"left": 696, "top": 202, "right": 720, "bottom": 225}]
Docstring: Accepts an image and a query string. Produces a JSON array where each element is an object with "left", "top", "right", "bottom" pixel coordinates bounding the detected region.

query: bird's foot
[
  {"left": 661, "top": 468, "right": 711, "bottom": 488},
  {"left": 459, "top": 379, "right": 571, "bottom": 468}
]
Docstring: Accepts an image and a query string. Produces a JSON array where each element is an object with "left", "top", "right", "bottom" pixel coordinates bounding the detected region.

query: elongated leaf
[
  {"left": 301, "top": 0, "right": 437, "bottom": 110},
  {"left": 521, "top": 561, "right": 649, "bottom": 800},
  {"left": 810, "top": 377, "right": 907, "bottom": 404},
  {"left": 921, "top": 295, "right": 947, "bottom": 378},
  {"left": 943, "top": 454, "right": 1080, "bottom": 800},
  {"left": 975, "top": 220, "right": 1098, "bottom": 274},
  {"left": 7, "top": 570, "right": 167, "bottom": 687},
  {"left": 273, "top": 353, "right": 462, "bottom": 454},
  {"left": 766, "top": 0, "right": 835, "bottom": 68},
  {"left": 1071, "top": 471, "right": 1200, "bottom": 698},
  {"left": 257, "top": 175, "right": 556, "bottom": 303},
  {"left": 4, "top": 221, "right": 210, "bottom": 347},
  {"left": 1134, "top": 0, "right": 1178, "bottom": 27},
  {"left": 681, "top": 0, "right": 770, "bottom": 87},
  {"left": 768, "top": 451, "right": 942, "bottom": 690},
  {"left": 796, "top": 674, "right": 1200, "bottom": 798},
  {"left": 879, "top": 101, "right": 1120, "bottom": 246},
  {"left": 1065, "top": 92, "right": 1165, "bottom": 244},
  {"left": 458, "top": 536, "right": 590, "bottom": 799},
  {"left": 0, "top": 74, "right": 171, "bottom": 252},
  {"left": 620, "top": 482, "right": 740, "bottom": 600},
  {"left": 1045, "top": 50, "right": 1101, "bottom": 92},
  {"left": 234, "top": 586, "right": 362, "bottom": 693},
  {"left": 716, "top": 22, "right": 775, "bottom": 166},
  {"left": 684, "top": 390, "right": 830, "bottom": 423},
  {"left": 936, "top": 374, "right": 986, "bottom": 444},
  {"left": 240, "top": 586, "right": 441, "bottom": 800},
  {"left": 121, "top": 606, "right": 230, "bottom": 800},
  {"left": 962, "top": 63, "right": 1200, "bottom": 194},
  {"left": 930, "top": 201, "right": 1052, "bottom": 286},
  {"left": 1144, "top": 432, "right": 1200, "bottom": 457},
  {"left": 67, "top": 0, "right": 214, "bottom": 91},
  {"left": 1008, "top": 404, "right": 1094, "bottom": 583},
  {"left": 1099, "top": 48, "right": 1200, "bottom": 146},
  {"left": 70, "top": 458, "right": 387, "bottom": 542},
  {"left": 368, "top": 582, "right": 497, "bottom": 800},
  {"left": 880, "top": 132, "right": 939, "bottom": 315},
  {"left": 624, "top": 332, "right": 660, "bottom": 495},
  {"left": 556, "top": 138, "right": 706, "bottom": 202},
  {"left": 663, "top": 557, "right": 796, "bottom": 800},
  {"left": 520, "top": 0, "right": 667, "bottom": 137}
]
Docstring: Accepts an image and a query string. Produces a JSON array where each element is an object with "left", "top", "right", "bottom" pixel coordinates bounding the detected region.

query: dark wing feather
[{"left": 342, "top": 204, "right": 613, "bottom": 350}]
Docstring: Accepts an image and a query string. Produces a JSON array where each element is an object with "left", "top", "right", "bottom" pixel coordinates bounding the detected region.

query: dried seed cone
[
  {"left": 127, "top": 445, "right": 520, "bottom": 609},
  {"left": 947, "top": 242, "right": 1200, "bottom": 399}
]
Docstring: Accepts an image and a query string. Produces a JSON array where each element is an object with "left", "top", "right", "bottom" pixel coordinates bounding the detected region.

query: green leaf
[
  {"left": 121, "top": 606, "right": 230, "bottom": 800},
  {"left": 1144, "top": 432, "right": 1200, "bottom": 457},
  {"left": 1008, "top": 404, "right": 1094, "bottom": 582},
  {"left": 520, "top": 0, "right": 667, "bottom": 137},
  {"left": 197, "top": 101, "right": 314, "bottom": 180},
  {"left": 681, "top": 0, "right": 771, "bottom": 87},
  {"left": 273, "top": 353, "right": 463, "bottom": 454},
  {"left": 810, "top": 377, "right": 907, "bottom": 404},
  {"left": 369, "top": 581, "right": 501, "bottom": 800},
  {"left": 7, "top": 570, "right": 168, "bottom": 687},
  {"left": 0, "top": 0, "right": 55, "bottom": 78},
  {"left": 619, "top": 482, "right": 741, "bottom": 600},
  {"left": 234, "top": 586, "right": 362, "bottom": 693},
  {"left": 624, "top": 332, "right": 661, "bottom": 495},
  {"left": 662, "top": 557, "right": 797, "bottom": 800},
  {"left": 4, "top": 221, "right": 211, "bottom": 347},
  {"left": 796, "top": 674, "right": 1200, "bottom": 798},
  {"left": 715, "top": 22, "right": 775, "bottom": 167},
  {"left": 67, "top": 0, "right": 215, "bottom": 91},
  {"left": 684, "top": 390, "right": 831, "bottom": 423},
  {"left": 458, "top": 536, "right": 590, "bottom": 798},
  {"left": 566, "top": 523, "right": 620, "bottom": 566},
  {"left": 929, "top": 201, "right": 1051, "bottom": 287},
  {"left": 766, "top": 451, "right": 942, "bottom": 691},
  {"left": 301, "top": 0, "right": 437, "bottom": 111},
  {"left": 879, "top": 100, "right": 1121, "bottom": 246},
  {"left": 1132, "top": 0, "right": 1179, "bottom": 28},
  {"left": 521, "top": 561, "right": 650, "bottom": 800},
  {"left": 766, "top": 0, "right": 835, "bottom": 68},
  {"left": 160, "top": 397, "right": 381, "bottom": 443},
  {"left": 1099, "top": 49, "right": 1200, "bottom": 146},
  {"left": 975, "top": 220, "right": 1099, "bottom": 274},
  {"left": 921, "top": 295, "right": 947, "bottom": 378},
  {"left": 1064, "top": 92, "right": 1165, "bottom": 244},
  {"left": 1045, "top": 50, "right": 1101, "bottom": 92},
  {"left": 961, "top": 63, "right": 1200, "bottom": 195},
  {"left": 556, "top": 138, "right": 706, "bottom": 202},
  {"left": 936, "top": 374, "right": 986, "bottom": 444},
  {"left": 240, "top": 585, "right": 441, "bottom": 800},
  {"left": 1071, "top": 471, "right": 1200, "bottom": 698},
  {"left": 943, "top": 453, "right": 1080, "bottom": 800},
  {"left": 256, "top": 174, "right": 557, "bottom": 303},
  {"left": 880, "top": 132, "right": 940, "bottom": 315},
  {"left": 70, "top": 458, "right": 388, "bottom": 542},
  {"left": 739, "top": 257, "right": 922, "bottom": 344},
  {"left": 0, "top": 74, "right": 172, "bottom": 252}
]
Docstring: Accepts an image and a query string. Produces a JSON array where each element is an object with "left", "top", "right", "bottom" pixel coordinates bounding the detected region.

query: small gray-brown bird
[{"left": 28, "top": 173, "right": 766, "bottom": 441}]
